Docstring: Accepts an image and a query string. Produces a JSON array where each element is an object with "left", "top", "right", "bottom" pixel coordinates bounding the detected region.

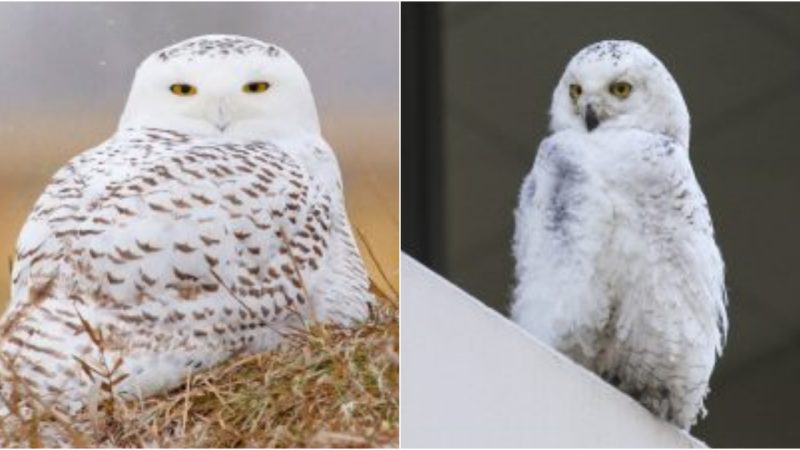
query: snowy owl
[
  {"left": 0, "top": 34, "right": 372, "bottom": 414},
  {"left": 511, "top": 40, "right": 727, "bottom": 429}
]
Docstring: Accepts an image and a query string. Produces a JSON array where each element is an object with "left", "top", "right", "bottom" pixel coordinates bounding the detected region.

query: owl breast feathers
[{"left": 512, "top": 41, "right": 727, "bottom": 430}]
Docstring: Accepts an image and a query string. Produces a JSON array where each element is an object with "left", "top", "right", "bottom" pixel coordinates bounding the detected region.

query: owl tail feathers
[
  {"left": 354, "top": 226, "right": 398, "bottom": 313},
  {"left": 309, "top": 216, "right": 387, "bottom": 328},
  {"left": 315, "top": 290, "right": 374, "bottom": 328},
  {"left": 312, "top": 252, "right": 374, "bottom": 327}
]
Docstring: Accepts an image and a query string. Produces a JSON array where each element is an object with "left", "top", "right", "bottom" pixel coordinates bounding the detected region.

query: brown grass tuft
[
  {"left": 0, "top": 286, "right": 398, "bottom": 448},
  {"left": 104, "top": 292, "right": 398, "bottom": 448}
]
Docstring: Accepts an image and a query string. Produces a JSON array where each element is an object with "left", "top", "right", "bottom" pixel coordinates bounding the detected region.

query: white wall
[{"left": 401, "top": 254, "right": 705, "bottom": 448}]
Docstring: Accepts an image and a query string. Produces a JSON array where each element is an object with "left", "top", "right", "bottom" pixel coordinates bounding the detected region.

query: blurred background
[
  {"left": 403, "top": 3, "right": 800, "bottom": 446},
  {"left": 0, "top": 2, "right": 399, "bottom": 301}
]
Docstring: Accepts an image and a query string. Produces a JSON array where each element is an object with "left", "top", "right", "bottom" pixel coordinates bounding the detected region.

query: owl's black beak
[
  {"left": 207, "top": 98, "right": 232, "bottom": 133},
  {"left": 585, "top": 104, "right": 600, "bottom": 131}
]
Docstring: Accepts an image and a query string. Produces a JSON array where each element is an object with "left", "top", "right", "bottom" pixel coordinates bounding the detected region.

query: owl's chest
[
  {"left": 593, "top": 180, "right": 688, "bottom": 297},
  {"left": 590, "top": 177, "right": 702, "bottom": 348},
  {"left": 24, "top": 135, "right": 326, "bottom": 291}
]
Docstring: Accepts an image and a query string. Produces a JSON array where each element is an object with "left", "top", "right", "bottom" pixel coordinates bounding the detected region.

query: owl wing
[
  {"left": 618, "top": 133, "right": 728, "bottom": 358},
  {"left": 281, "top": 136, "right": 373, "bottom": 325},
  {"left": 7, "top": 146, "right": 100, "bottom": 314},
  {"left": 2, "top": 129, "right": 372, "bottom": 401},
  {"left": 511, "top": 132, "right": 616, "bottom": 359},
  {"left": 601, "top": 131, "right": 727, "bottom": 428}
]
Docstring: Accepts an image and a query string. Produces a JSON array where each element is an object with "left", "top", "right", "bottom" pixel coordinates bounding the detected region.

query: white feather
[
  {"left": 0, "top": 35, "right": 372, "bottom": 415},
  {"left": 512, "top": 41, "right": 727, "bottom": 429}
]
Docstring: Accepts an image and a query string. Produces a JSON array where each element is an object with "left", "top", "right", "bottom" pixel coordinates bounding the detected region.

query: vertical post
[{"left": 401, "top": 3, "right": 445, "bottom": 273}]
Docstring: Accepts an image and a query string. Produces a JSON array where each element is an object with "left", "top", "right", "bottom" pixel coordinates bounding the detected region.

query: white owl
[
  {"left": 511, "top": 40, "right": 727, "bottom": 429},
  {"left": 0, "top": 35, "right": 372, "bottom": 414}
]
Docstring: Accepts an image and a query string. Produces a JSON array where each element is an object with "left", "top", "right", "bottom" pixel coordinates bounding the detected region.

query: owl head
[
  {"left": 119, "top": 34, "right": 320, "bottom": 139},
  {"left": 549, "top": 40, "right": 690, "bottom": 148}
]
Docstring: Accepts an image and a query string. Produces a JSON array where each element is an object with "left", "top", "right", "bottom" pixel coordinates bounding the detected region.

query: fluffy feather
[
  {"left": 511, "top": 40, "right": 727, "bottom": 429},
  {"left": 0, "top": 34, "right": 372, "bottom": 414}
]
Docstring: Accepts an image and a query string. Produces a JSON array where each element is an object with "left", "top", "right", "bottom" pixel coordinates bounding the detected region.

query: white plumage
[
  {"left": 511, "top": 40, "right": 727, "bottom": 429},
  {"left": 0, "top": 35, "right": 372, "bottom": 414}
]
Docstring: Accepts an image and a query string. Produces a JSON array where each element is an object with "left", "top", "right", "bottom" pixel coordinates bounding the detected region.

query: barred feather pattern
[{"left": 0, "top": 126, "right": 372, "bottom": 413}]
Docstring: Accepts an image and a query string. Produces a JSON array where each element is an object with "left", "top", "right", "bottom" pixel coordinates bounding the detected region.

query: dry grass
[{"left": 0, "top": 281, "right": 398, "bottom": 448}]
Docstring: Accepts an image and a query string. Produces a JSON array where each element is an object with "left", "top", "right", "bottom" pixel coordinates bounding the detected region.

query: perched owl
[
  {"left": 511, "top": 41, "right": 727, "bottom": 429},
  {"left": 0, "top": 35, "right": 372, "bottom": 414}
]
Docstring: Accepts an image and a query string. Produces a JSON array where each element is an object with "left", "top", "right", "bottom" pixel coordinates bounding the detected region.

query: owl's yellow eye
[
  {"left": 569, "top": 84, "right": 582, "bottom": 101},
  {"left": 243, "top": 81, "right": 270, "bottom": 94},
  {"left": 609, "top": 81, "right": 633, "bottom": 99},
  {"left": 169, "top": 83, "right": 197, "bottom": 96}
]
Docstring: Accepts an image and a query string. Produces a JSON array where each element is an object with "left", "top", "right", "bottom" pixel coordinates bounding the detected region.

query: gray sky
[{"left": 0, "top": 2, "right": 398, "bottom": 116}]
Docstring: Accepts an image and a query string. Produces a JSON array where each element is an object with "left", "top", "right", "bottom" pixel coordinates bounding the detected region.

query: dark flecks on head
[
  {"left": 576, "top": 41, "right": 629, "bottom": 65},
  {"left": 157, "top": 36, "right": 281, "bottom": 62}
]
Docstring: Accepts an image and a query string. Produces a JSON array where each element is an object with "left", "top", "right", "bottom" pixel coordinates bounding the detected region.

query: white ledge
[{"left": 400, "top": 253, "right": 705, "bottom": 448}]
